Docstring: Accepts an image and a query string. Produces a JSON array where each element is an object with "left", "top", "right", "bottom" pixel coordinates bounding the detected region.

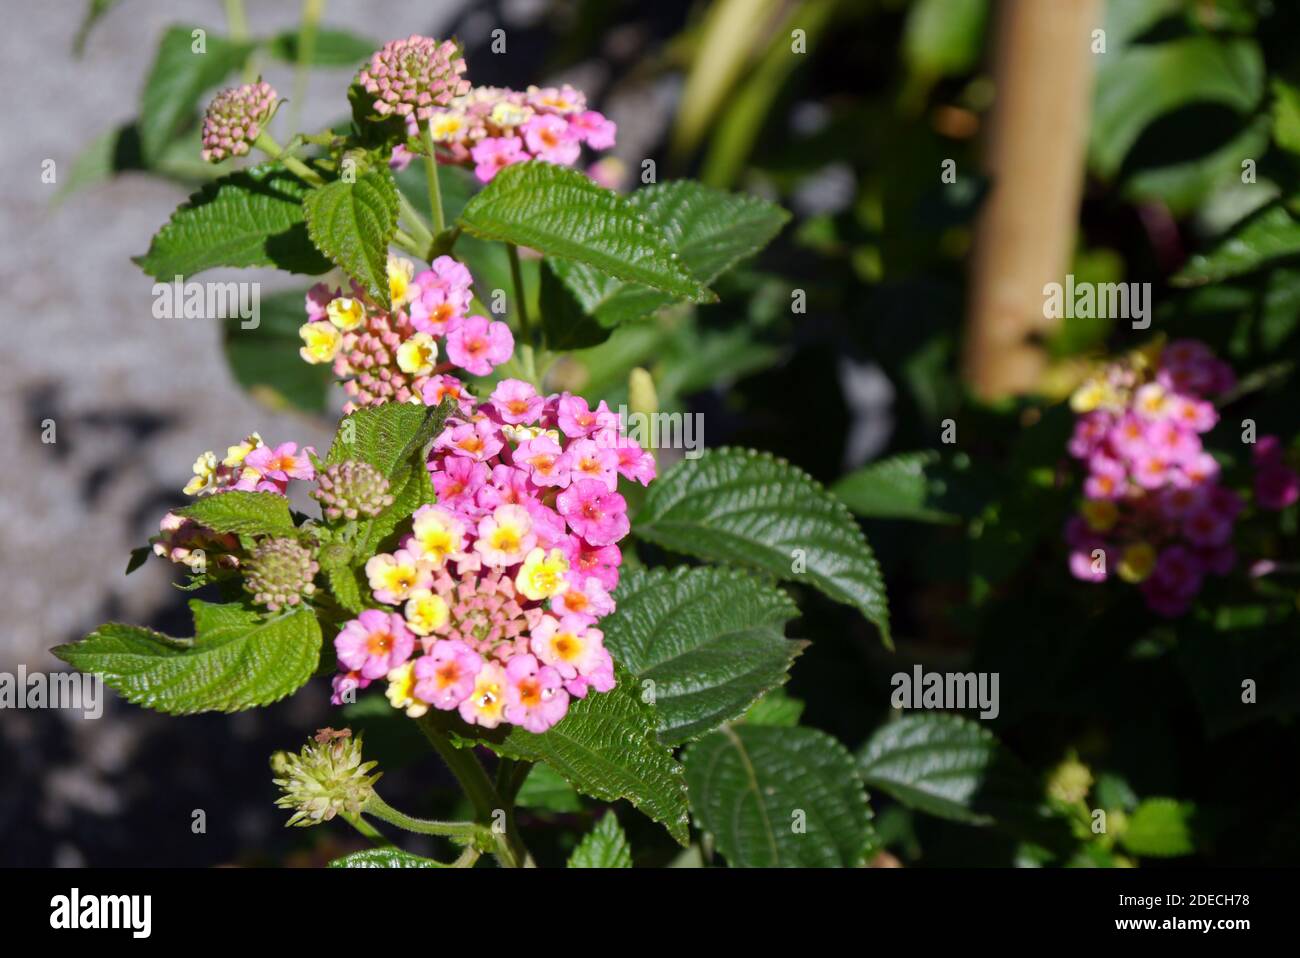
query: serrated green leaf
[
  {"left": 1120, "top": 798, "right": 1196, "bottom": 858},
  {"left": 52, "top": 602, "right": 321, "bottom": 715},
  {"left": 549, "top": 180, "right": 789, "bottom": 328},
  {"left": 743, "top": 688, "right": 804, "bottom": 727},
  {"left": 303, "top": 169, "right": 400, "bottom": 307},
  {"left": 683, "top": 725, "right": 874, "bottom": 867},
  {"left": 326, "top": 399, "right": 454, "bottom": 479},
  {"left": 428, "top": 669, "right": 690, "bottom": 845},
  {"left": 458, "top": 162, "right": 711, "bottom": 302},
  {"left": 1173, "top": 199, "right": 1300, "bottom": 286},
  {"left": 265, "top": 28, "right": 377, "bottom": 67},
  {"left": 516, "top": 762, "right": 582, "bottom": 813},
  {"left": 831, "top": 451, "right": 960, "bottom": 523},
  {"left": 567, "top": 811, "right": 632, "bottom": 868},
  {"left": 319, "top": 547, "right": 368, "bottom": 614},
  {"left": 856, "top": 713, "right": 1040, "bottom": 826},
  {"left": 223, "top": 289, "right": 335, "bottom": 413},
  {"left": 602, "top": 566, "right": 805, "bottom": 745},
  {"left": 328, "top": 848, "right": 447, "bottom": 868},
  {"left": 134, "top": 163, "right": 331, "bottom": 279},
  {"left": 634, "top": 447, "right": 891, "bottom": 645},
  {"left": 174, "top": 490, "right": 296, "bottom": 536},
  {"left": 138, "top": 26, "right": 253, "bottom": 164},
  {"left": 539, "top": 260, "right": 610, "bottom": 350}
]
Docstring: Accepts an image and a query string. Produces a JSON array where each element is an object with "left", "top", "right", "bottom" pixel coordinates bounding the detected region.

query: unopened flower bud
[{"left": 272, "top": 728, "right": 380, "bottom": 827}]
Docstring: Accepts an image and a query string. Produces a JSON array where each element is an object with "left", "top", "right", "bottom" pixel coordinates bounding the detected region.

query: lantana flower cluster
[
  {"left": 1064, "top": 339, "right": 1297, "bottom": 617},
  {"left": 330, "top": 383, "right": 656, "bottom": 734},
  {"left": 152, "top": 433, "right": 317, "bottom": 574},
  {"left": 298, "top": 254, "right": 512, "bottom": 413}
]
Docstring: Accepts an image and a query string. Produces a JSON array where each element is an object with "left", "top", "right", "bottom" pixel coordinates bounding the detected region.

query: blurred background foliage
[{"left": 60, "top": 0, "right": 1300, "bottom": 867}]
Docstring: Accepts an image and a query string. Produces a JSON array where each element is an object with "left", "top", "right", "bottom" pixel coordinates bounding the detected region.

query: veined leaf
[
  {"left": 602, "top": 566, "right": 805, "bottom": 745},
  {"left": 134, "top": 164, "right": 331, "bottom": 279},
  {"left": 325, "top": 399, "right": 454, "bottom": 479},
  {"left": 683, "top": 725, "right": 875, "bottom": 867},
  {"left": 174, "top": 490, "right": 296, "bottom": 536},
  {"left": 567, "top": 811, "right": 632, "bottom": 868},
  {"left": 303, "top": 169, "right": 400, "bottom": 307},
  {"left": 1173, "top": 199, "right": 1300, "bottom": 286},
  {"left": 634, "top": 448, "right": 891, "bottom": 645},
  {"left": 139, "top": 26, "right": 253, "bottom": 163},
  {"left": 1120, "top": 798, "right": 1196, "bottom": 858},
  {"left": 427, "top": 669, "right": 690, "bottom": 845},
  {"left": 328, "top": 848, "right": 447, "bottom": 868},
  {"left": 856, "top": 713, "right": 1040, "bottom": 826},
  {"left": 516, "top": 762, "right": 582, "bottom": 813},
  {"left": 52, "top": 602, "right": 321, "bottom": 715},
  {"left": 831, "top": 451, "right": 960, "bottom": 523},
  {"left": 743, "top": 688, "right": 804, "bottom": 727},
  {"left": 457, "top": 162, "right": 711, "bottom": 302},
  {"left": 549, "top": 180, "right": 789, "bottom": 328}
]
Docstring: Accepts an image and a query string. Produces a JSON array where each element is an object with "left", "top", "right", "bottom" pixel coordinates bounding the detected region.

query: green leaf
[
  {"left": 550, "top": 180, "right": 789, "bottom": 328},
  {"left": 515, "top": 762, "right": 582, "bottom": 813},
  {"left": 174, "top": 491, "right": 296, "bottom": 536},
  {"left": 539, "top": 260, "right": 610, "bottom": 350},
  {"left": 856, "top": 713, "right": 1040, "bottom": 826},
  {"left": 1273, "top": 80, "right": 1300, "bottom": 155},
  {"left": 319, "top": 545, "right": 368, "bottom": 614},
  {"left": 265, "top": 29, "right": 377, "bottom": 67},
  {"left": 743, "top": 688, "right": 804, "bottom": 727},
  {"left": 1173, "top": 198, "right": 1300, "bottom": 286},
  {"left": 903, "top": 0, "right": 988, "bottom": 79},
  {"left": 1120, "top": 798, "right": 1196, "bottom": 858},
  {"left": 139, "top": 26, "right": 254, "bottom": 164},
  {"left": 326, "top": 399, "right": 455, "bottom": 479},
  {"left": 134, "top": 163, "right": 332, "bottom": 279},
  {"left": 634, "top": 447, "right": 891, "bottom": 645},
  {"left": 328, "top": 848, "right": 446, "bottom": 868},
  {"left": 457, "top": 162, "right": 712, "bottom": 302},
  {"left": 430, "top": 669, "right": 690, "bottom": 845},
  {"left": 224, "top": 288, "right": 334, "bottom": 413},
  {"left": 303, "top": 169, "right": 400, "bottom": 307},
  {"left": 602, "top": 566, "right": 805, "bottom": 745},
  {"left": 1090, "top": 36, "right": 1264, "bottom": 180},
  {"left": 567, "top": 811, "right": 632, "bottom": 868},
  {"left": 52, "top": 602, "right": 321, "bottom": 715},
  {"left": 831, "top": 451, "right": 960, "bottom": 523},
  {"left": 683, "top": 725, "right": 875, "bottom": 867}
]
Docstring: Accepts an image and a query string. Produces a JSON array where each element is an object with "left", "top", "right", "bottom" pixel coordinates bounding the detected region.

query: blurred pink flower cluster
[
  {"left": 298, "top": 255, "right": 512, "bottom": 413},
  {"left": 1064, "top": 340, "right": 1247, "bottom": 616},
  {"left": 330, "top": 382, "right": 656, "bottom": 734},
  {"left": 391, "top": 82, "right": 616, "bottom": 183}
]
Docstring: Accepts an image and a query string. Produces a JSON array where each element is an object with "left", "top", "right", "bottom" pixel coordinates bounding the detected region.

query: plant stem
[
  {"left": 420, "top": 122, "right": 446, "bottom": 234},
  {"left": 252, "top": 131, "right": 324, "bottom": 186},
  {"left": 507, "top": 244, "right": 533, "bottom": 345},
  {"left": 396, "top": 190, "right": 435, "bottom": 259},
  {"left": 287, "top": 0, "right": 324, "bottom": 133},
  {"left": 363, "top": 793, "right": 485, "bottom": 842},
  {"left": 223, "top": 0, "right": 256, "bottom": 82},
  {"left": 341, "top": 811, "right": 388, "bottom": 845}
]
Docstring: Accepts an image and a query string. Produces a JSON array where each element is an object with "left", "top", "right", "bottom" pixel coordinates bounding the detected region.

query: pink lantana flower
[
  {"left": 445, "top": 315, "right": 514, "bottom": 375},
  {"left": 566, "top": 438, "right": 619, "bottom": 491},
  {"left": 489, "top": 379, "right": 545, "bottom": 425},
  {"left": 557, "top": 479, "right": 629, "bottom": 546},
  {"left": 570, "top": 110, "right": 616, "bottom": 149},
  {"left": 503, "top": 654, "right": 570, "bottom": 733},
  {"left": 522, "top": 114, "right": 581, "bottom": 165},
  {"left": 530, "top": 614, "right": 607, "bottom": 680},
  {"left": 336, "top": 610, "right": 415, "bottom": 681},
  {"left": 471, "top": 136, "right": 526, "bottom": 182},
  {"left": 413, "top": 639, "right": 483, "bottom": 710},
  {"left": 515, "top": 434, "right": 571, "bottom": 487}
]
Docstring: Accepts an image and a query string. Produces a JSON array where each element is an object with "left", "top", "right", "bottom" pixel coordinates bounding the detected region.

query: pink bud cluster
[
  {"left": 201, "top": 81, "right": 278, "bottom": 163},
  {"left": 330, "top": 382, "right": 656, "bottom": 734},
  {"left": 357, "top": 35, "right": 470, "bottom": 137},
  {"left": 1064, "top": 340, "right": 1243, "bottom": 617},
  {"left": 397, "top": 84, "right": 616, "bottom": 183},
  {"left": 300, "top": 256, "right": 513, "bottom": 413}
]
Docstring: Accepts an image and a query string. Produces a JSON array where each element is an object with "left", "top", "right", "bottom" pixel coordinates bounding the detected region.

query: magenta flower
[
  {"left": 1083, "top": 454, "right": 1126, "bottom": 500},
  {"left": 522, "top": 114, "right": 581, "bottom": 165},
  {"left": 567, "top": 438, "right": 619, "bottom": 491},
  {"left": 336, "top": 610, "right": 415, "bottom": 681},
  {"left": 530, "top": 614, "right": 607, "bottom": 680},
  {"left": 436, "top": 418, "right": 504, "bottom": 462},
  {"left": 515, "top": 434, "right": 571, "bottom": 487},
  {"left": 489, "top": 379, "right": 545, "bottom": 425},
  {"left": 504, "top": 654, "right": 570, "bottom": 733},
  {"left": 570, "top": 111, "right": 616, "bottom": 149},
  {"left": 557, "top": 479, "right": 629, "bottom": 546},
  {"left": 609, "top": 436, "right": 657, "bottom": 486},
  {"left": 413, "top": 639, "right": 483, "bottom": 710},
  {"left": 431, "top": 455, "right": 489, "bottom": 512},
  {"left": 1255, "top": 465, "right": 1299, "bottom": 510},
  {"left": 241, "top": 442, "right": 316, "bottom": 486},
  {"left": 563, "top": 537, "right": 622, "bottom": 591},
  {"left": 557, "top": 394, "right": 600, "bottom": 438},
  {"left": 471, "top": 136, "right": 526, "bottom": 182},
  {"left": 445, "top": 315, "right": 514, "bottom": 375}
]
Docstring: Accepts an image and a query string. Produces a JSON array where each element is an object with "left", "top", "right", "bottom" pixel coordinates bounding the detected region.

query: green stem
[
  {"left": 452, "top": 846, "right": 482, "bottom": 868},
  {"left": 507, "top": 244, "right": 533, "bottom": 345},
  {"left": 397, "top": 190, "right": 436, "bottom": 259},
  {"left": 394, "top": 229, "right": 426, "bottom": 259},
  {"left": 252, "top": 130, "right": 324, "bottom": 186},
  {"left": 287, "top": 0, "right": 324, "bottom": 133},
  {"left": 420, "top": 122, "right": 446, "bottom": 234},
  {"left": 341, "top": 811, "right": 388, "bottom": 845},
  {"left": 363, "top": 793, "right": 485, "bottom": 841}
]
